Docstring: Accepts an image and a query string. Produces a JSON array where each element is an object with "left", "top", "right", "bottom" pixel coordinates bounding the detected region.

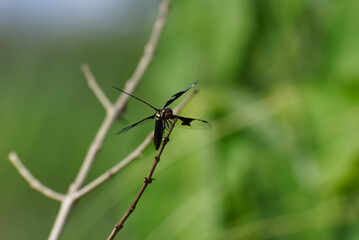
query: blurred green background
[{"left": 1, "top": 0, "right": 359, "bottom": 239}]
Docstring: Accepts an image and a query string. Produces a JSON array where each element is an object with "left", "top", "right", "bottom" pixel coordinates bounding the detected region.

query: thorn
[
  {"left": 144, "top": 177, "right": 152, "bottom": 183},
  {"left": 162, "top": 137, "right": 169, "bottom": 145}
]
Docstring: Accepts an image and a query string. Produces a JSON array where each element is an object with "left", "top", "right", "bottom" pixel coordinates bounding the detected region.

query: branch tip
[
  {"left": 8, "top": 151, "right": 64, "bottom": 201},
  {"left": 82, "top": 63, "right": 113, "bottom": 111},
  {"left": 80, "top": 63, "right": 89, "bottom": 72}
]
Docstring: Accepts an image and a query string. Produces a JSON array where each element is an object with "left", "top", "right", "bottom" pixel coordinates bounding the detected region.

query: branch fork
[{"left": 8, "top": 1, "right": 179, "bottom": 240}]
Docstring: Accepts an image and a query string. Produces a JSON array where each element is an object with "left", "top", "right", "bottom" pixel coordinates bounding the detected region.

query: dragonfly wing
[
  {"left": 113, "top": 86, "right": 158, "bottom": 111},
  {"left": 163, "top": 80, "right": 198, "bottom": 108},
  {"left": 172, "top": 115, "right": 212, "bottom": 130},
  {"left": 116, "top": 114, "right": 155, "bottom": 134}
]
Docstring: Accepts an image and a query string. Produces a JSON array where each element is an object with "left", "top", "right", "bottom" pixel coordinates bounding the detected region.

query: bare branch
[
  {"left": 74, "top": 88, "right": 197, "bottom": 199},
  {"left": 48, "top": 1, "right": 172, "bottom": 239},
  {"left": 71, "top": 0, "right": 171, "bottom": 192},
  {"left": 74, "top": 132, "right": 153, "bottom": 199},
  {"left": 81, "top": 64, "right": 113, "bottom": 111},
  {"left": 112, "top": 0, "right": 171, "bottom": 111},
  {"left": 70, "top": 115, "right": 115, "bottom": 192},
  {"left": 107, "top": 118, "right": 178, "bottom": 240},
  {"left": 9, "top": 0, "right": 172, "bottom": 239},
  {"left": 8, "top": 152, "right": 64, "bottom": 202}
]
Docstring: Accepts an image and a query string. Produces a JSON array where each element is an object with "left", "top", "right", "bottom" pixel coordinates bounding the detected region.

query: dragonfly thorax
[{"left": 156, "top": 108, "right": 173, "bottom": 120}]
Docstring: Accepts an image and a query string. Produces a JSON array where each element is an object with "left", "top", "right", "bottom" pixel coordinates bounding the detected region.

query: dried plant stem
[
  {"left": 72, "top": 0, "right": 171, "bottom": 192},
  {"left": 74, "top": 90, "right": 196, "bottom": 199},
  {"left": 8, "top": 1, "right": 172, "bottom": 240},
  {"left": 107, "top": 118, "right": 178, "bottom": 240},
  {"left": 49, "top": 1, "right": 171, "bottom": 239},
  {"left": 8, "top": 152, "right": 64, "bottom": 201}
]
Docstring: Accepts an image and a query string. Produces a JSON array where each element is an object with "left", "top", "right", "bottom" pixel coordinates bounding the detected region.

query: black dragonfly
[{"left": 114, "top": 81, "right": 211, "bottom": 150}]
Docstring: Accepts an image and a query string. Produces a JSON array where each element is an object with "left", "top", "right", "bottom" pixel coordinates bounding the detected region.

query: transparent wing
[
  {"left": 116, "top": 114, "right": 156, "bottom": 134},
  {"left": 163, "top": 80, "right": 198, "bottom": 108},
  {"left": 172, "top": 115, "right": 212, "bottom": 130}
]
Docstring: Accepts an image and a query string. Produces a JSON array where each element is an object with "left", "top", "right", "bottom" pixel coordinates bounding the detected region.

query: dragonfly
[{"left": 114, "top": 81, "right": 211, "bottom": 150}]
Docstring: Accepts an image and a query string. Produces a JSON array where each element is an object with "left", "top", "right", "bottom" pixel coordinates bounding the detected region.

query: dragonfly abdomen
[{"left": 154, "top": 114, "right": 164, "bottom": 150}]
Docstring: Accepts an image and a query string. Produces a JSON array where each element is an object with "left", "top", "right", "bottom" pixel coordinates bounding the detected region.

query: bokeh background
[{"left": 1, "top": 0, "right": 359, "bottom": 239}]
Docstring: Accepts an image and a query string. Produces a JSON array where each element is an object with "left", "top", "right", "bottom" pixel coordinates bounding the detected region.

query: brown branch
[
  {"left": 74, "top": 132, "right": 153, "bottom": 200},
  {"left": 48, "top": 1, "right": 172, "bottom": 239},
  {"left": 70, "top": 0, "right": 171, "bottom": 192},
  {"left": 74, "top": 89, "right": 197, "bottom": 199},
  {"left": 8, "top": 152, "right": 65, "bottom": 201},
  {"left": 9, "top": 0, "right": 172, "bottom": 239},
  {"left": 107, "top": 118, "right": 178, "bottom": 240}
]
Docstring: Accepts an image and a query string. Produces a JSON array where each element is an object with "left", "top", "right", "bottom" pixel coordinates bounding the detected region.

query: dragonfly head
[{"left": 158, "top": 108, "right": 173, "bottom": 120}]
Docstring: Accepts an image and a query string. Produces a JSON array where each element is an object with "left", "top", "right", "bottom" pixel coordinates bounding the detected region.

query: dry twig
[
  {"left": 8, "top": 152, "right": 64, "bottom": 201},
  {"left": 74, "top": 90, "right": 197, "bottom": 200},
  {"left": 107, "top": 118, "right": 178, "bottom": 240},
  {"left": 8, "top": 0, "right": 172, "bottom": 240}
]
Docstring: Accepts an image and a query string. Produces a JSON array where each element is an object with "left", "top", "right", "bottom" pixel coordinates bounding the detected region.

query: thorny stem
[{"left": 107, "top": 118, "right": 178, "bottom": 240}]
